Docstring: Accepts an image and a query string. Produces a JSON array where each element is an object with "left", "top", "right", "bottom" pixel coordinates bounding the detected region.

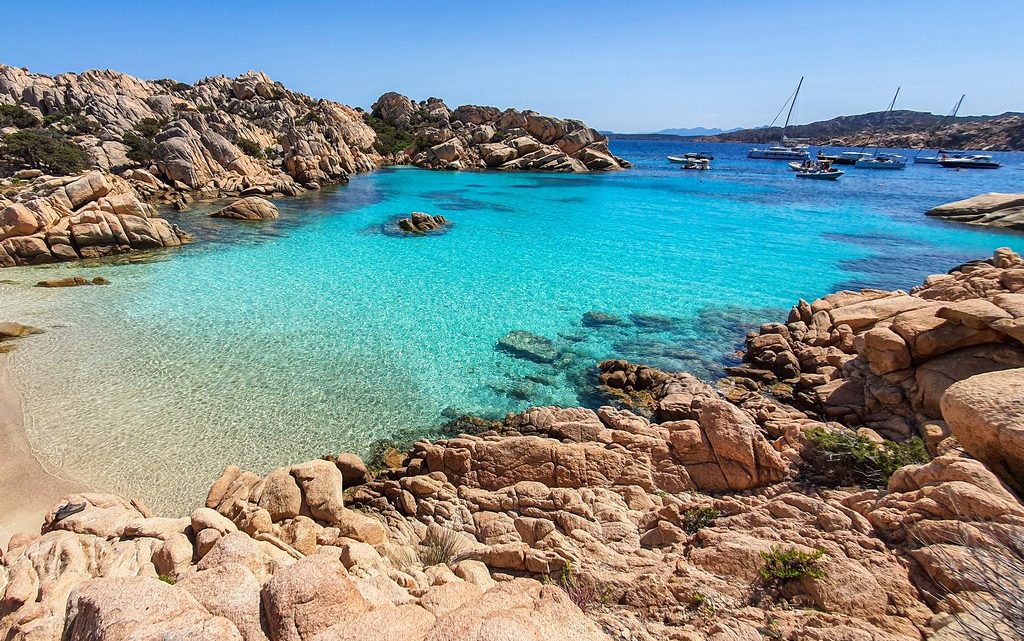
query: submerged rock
[
  {"left": 629, "top": 312, "right": 677, "bottom": 330},
  {"left": 35, "top": 276, "right": 110, "bottom": 287},
  {"left": 581, "top": 310, "right": 623, "bottom": 327},
  {"left": 496, "top": 330, "right": 560, "bottom": 363}
]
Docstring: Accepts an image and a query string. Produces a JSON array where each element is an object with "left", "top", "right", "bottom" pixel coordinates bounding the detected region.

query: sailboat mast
[
  {"left": 935, "top": 94, "right": 965, "bottom": 153},
  {"left": 781, "top": 76, "right": 804, "bottom": 143}
]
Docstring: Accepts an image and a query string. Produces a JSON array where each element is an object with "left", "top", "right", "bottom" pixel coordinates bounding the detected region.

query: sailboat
[
  {"left": 916, "top": 95, "right": 964, "bottom": 164},
  {"left": 854, "top": 88, "right": 907, "bottom": 170},
  {"left": 748, "top": 77, "right": 810, "bottom": 160}
]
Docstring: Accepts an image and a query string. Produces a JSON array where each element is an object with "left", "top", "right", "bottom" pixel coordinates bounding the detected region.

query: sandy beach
[{"left": 0, "top": 353, "right": 83, "bottom": 548}]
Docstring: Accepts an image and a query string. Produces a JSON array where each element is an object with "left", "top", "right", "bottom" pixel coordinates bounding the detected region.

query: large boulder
[
  {"left": 63, "top": 576, "right": 243, "bottom": 641},
  {"left": 261, "top": 557, "right": 366, "bottom": 641},
  {"left": 942, "top": 368, "right": 1024, "bottom": 494},
  {"left": 212, "top": 197, "right": 279, "bottom": 221}
]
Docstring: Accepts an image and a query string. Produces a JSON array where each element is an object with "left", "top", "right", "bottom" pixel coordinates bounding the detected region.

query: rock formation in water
[
  {"left": 396, "top": 212, "right": 448, "bottom": 234},
  {"left": 927, "top": 192, "right": 1024, "bottom": 230},
  {"left": 0, "top": 170, "right": 188, "bottom": 266},
  {"left": 370, "top": 92, "right": 630, "bottom": 172},
  {"left": 4, "top": 250, "right": 1024, "bottom": 640}
]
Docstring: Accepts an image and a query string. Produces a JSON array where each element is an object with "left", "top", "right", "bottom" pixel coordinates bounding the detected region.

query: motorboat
[
  {"left": 794, "top": 160, "right": 843, "bottom": 180},
  {"left": 668, "top": 152, "right": 715, "bottom": 163},
  {"left": 939, "top": 155, "right": 1001, "bottom": 169},
  {"left": 817, "top": 151, "right": 871, "bottom": 165},
  {"left": 854, "top": 153, "right": 907, "bottom": 170},
  {"left": 748, "top": 77, "right": 811, "bottom": 160},
  {"left": 681, "top": 158, "right": 711, "bottom": 170}
]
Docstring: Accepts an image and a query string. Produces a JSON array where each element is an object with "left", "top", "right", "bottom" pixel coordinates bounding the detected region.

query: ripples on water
[{"left": 2, "top": 141, "right": 1023, "bottom": 512}]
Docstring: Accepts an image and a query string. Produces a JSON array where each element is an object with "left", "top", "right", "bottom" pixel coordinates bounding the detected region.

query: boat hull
[
  {"left": 855, "top": 158, "right": 907, "bottom": 170},
  {"left": 914, "top": 156, "right": 940, "bottom": 164},
  {"left": 796, "top": 171, "right": 843, "bottom": 180},
  {"left": 939, "top": 159, "right": 1001, "bottom": 169}
]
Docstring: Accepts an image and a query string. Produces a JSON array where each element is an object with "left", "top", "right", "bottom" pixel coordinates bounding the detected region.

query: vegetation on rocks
[
  {"left": 362, "top": 113, "right": 414, "bottom": 155},
  {"left": 0, "top": 103, "right": 40, "bottom": 128},
  {"left": 0, "top": 129, "right": 88, "bottom": 174},
  {"left": 758, "top": 546, "right": 826, "bottom": 583},
  {"left": 235, "top": 137, "right": 264, "bottom": 159},
  {"left": 682, "top": 506, "right": 723, "bottom": 534},
  {"left": 802, "top": 426, "right": 929, "bottom": 487}
]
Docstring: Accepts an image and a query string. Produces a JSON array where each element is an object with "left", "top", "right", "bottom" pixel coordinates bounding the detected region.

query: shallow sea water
[{"left": 2, "top": 140, "right": 1023, "bottom": 512}]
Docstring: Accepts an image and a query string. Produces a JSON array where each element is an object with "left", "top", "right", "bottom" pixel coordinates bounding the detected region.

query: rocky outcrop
[
  {"left": 0, "top": 171, "right": 188, "bottom": 266},
  {"left": 35, "top": 276, "right": 109, "bottom": 287},
  {"left": 371, "top": 92, "right": 630, "bottom": 172},
  {"left": 397, "top": 212, "right": 448, "bottom": 234},
  {"left": 926, "top": 192, "right": 1024, "bottom": 230},
  {"left": 739, "top": 247, "right": 1024, "bottom": 443},
  {"left": 1, "top": 65, "right": 380, "bottom": 201},
  {"left": 212, "top": 196, "right": 279, "bottom": 221}
]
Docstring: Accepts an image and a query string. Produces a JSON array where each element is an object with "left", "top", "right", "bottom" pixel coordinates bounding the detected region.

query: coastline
[{"left": 0, "top": 353, "right": 84, "bottom": 548}]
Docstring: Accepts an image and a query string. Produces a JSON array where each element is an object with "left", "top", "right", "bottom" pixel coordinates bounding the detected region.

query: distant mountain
[
  {"left": 654, "top": 126, "right": 743, "bottom": 136},
  {"left": 700, "top": 110, "right": 1024, "bottom": 151}
]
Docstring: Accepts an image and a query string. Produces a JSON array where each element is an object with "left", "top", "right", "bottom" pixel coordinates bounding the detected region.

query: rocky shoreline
[{"left": 2, "top": 249, "right": 1023, "bottom": 640}]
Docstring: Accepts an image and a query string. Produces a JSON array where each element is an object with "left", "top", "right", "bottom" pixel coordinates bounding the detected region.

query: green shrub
[
  {"left": 133, "top": 117, "right": 164, "bottom": 138},
  {"left": 0, "top": 129, "right": 88, "bottom": 174},
  {"left": 264, "top": 146, "right": 279, "bottom": 159},
  {"left": 157, "top": 574, "right": 176, "bottom": 585},
  {"left": 0, "top": 104, "right": 40, "bottom": 128},
  {"left": 198, "top": 105, "right": 215, "bottom": 114},
  {"left": 296, "top": 111, "right": 325, "bottom": 127},
  {"left": 123, "top": 133, "right": 157, "bottom": 164},
  {"left": 236, "top": 137, "right": 264, "bottom": 159},
  {"left": 61, "top": 114, "right": 100, "bottom": 135},
  {"left": 803, "top": 427, "right": 929, "bottom": 487},
  {"left": 551, "top": 561, "right": 605, "bottom": 613},
  {"left": 759, "top": 546, "right": 826, "bottom": 582},
  {"left": 361, "top": 113, "right": 414, "bottom": 155},
  {"left": 682, "top": 507, "right": 723, "bottom": 534}
]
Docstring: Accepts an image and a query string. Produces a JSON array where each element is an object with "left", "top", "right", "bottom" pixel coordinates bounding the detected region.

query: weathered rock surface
[
  {"left": 927, "top": 193, "right": 1024, "bottom": 230},
  {"left": 1, "top": 65, "right": 379, "bottom": 200},
  {"left": 371, "top": 92, "right": 630, "bottom": 172},
  {"left": 212, "top": 196, "right": 279, "bottom": 221},
  {"left": 942, "top": 368, "right": 1024, "bottom": 494},
  {"left": 0, "top": 171, "right": 188, "bottom": 266}
]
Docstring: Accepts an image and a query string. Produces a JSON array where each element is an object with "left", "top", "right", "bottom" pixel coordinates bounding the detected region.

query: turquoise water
[{"left": 2, "top": 140, "right": 1022, "bottom": 511}]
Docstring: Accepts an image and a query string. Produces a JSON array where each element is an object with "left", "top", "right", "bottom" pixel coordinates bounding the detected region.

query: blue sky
[{"left": 4, "top": 1, "right": 1021, "bottom": 132}]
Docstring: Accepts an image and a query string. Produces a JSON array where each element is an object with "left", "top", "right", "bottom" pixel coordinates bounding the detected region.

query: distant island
[
  {"left": 606, "top": 110, "right": 1024, "bottom": 151},
  {"left": 701, "top": 109, "right": 1024, "bottom": 151}
]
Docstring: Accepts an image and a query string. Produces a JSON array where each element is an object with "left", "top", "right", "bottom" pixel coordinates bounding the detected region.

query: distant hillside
[
  {"left": 702, "top": 110, "right": 1024, "bottom": 151},
  {"left": 655, "top": 126, "right": 743, "bottom": 136}
]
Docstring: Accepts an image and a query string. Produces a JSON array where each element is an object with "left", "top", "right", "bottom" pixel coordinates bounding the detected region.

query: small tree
[
  {"left": 0, "top": 129, "right": 89, "bottom": 174},
  {"left": 0, "top": 104, "right": 41, "bottom": 128}
]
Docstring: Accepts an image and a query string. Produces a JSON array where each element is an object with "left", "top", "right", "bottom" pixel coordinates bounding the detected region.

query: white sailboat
[
  {"left": 854, "top": 88, "right": 907, "bottom": 170},
  {"left": 748, "top": 77, "right": 810, "bottom": 160},
  {"left": 915, "top": 95, "right": 965, "bottom": 164}
]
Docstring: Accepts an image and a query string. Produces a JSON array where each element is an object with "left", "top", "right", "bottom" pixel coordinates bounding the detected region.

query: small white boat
[
  {"left": 681, "top": 158, "right": 711, "bottom": 170},
  {"left": 818, "top": 151, "right": 871, "bottom": 165},
  {"left": 794, "top": 159, "right": 843, "bottom": 180},
  {"left": 796, "top": 168, "right": 844, "bottom": 180},
  {"left": 668, "top": 152, "right": 714, "bottom": 163},
  {"left": 855, "top": 154, "right": 907, "bottom": 170}
]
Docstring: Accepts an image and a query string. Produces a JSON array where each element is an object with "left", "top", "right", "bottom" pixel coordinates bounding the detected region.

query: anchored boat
[
  {"left": 916, "top": 95, "right": 967, "bottom": 164},
  {"left": 668, "top": 152, "right": 714, "bottom": 163},
  {"left": 748, "top": 77, "right": 810, "bottom": 160},
  {"left": 794, "top": 160, "right": 843, "bottom": 180},
  {"left": 939, "top": 156, "right": 1002, "bottom": 169},
  {"left": 817, "top": 151, "right": 872, "bottom": 165},
  {"left": 855, "top": 88, "right": 907, "bottom": 170}
]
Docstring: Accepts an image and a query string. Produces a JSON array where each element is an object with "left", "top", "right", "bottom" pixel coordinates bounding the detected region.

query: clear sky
[{"left": 4, "top": 1, "right": 1021, "bottom": 132}]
